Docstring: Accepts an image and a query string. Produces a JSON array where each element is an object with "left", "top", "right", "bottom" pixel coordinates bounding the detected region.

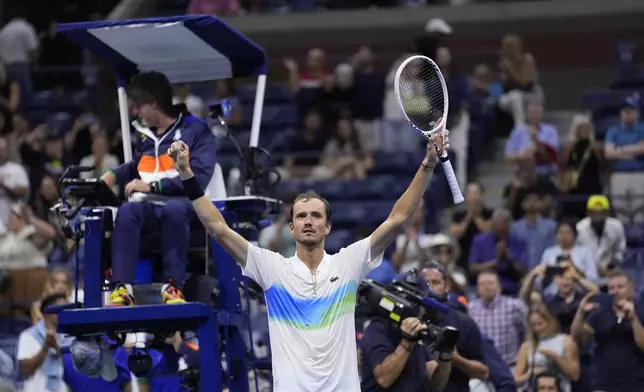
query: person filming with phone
[
  {"left": 360, "top": 271, "right": 456, "bottom": 392},
  {"left": 570, "top": 270, "right": 644, "bottom": 392}
]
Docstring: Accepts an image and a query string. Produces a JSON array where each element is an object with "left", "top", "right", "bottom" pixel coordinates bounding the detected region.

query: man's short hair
[
  {"left": 289, "top": 190, "right": 332, "bottom": 223},
  {"left": 491, "top": 208, "right": 512, "bottom": 222},
  {"left": 534, "top": 371, "right": 560, "bottom": 391},
  {"left": 40, "top": 293, "right": 68, "bottom": 314},
  {"left": 608, "top": 269, "right": 633, "bottom": 283},
  {"left": 127, "top": 71, "right": 176, "bottom": 116}
]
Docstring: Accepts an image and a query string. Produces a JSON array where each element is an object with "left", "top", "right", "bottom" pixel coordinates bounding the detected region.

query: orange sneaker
[
  {"left": 107, "top": 284, "right": 135, "bottom": 307},
  {"left": 162, "top": 283, "right": 186, "bottom": 305}
]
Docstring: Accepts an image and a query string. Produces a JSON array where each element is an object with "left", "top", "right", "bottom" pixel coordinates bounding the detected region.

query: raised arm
[
  {"left": 370, "top": 134, "right": 445, "bottom": 258},
  {"left": 168, "top": 141, "right": 249, "bottom": 266}
]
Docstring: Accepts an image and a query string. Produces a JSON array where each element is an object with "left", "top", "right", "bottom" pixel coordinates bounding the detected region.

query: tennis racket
[{"left": 394, "top": 55, "right": 465, "bottom": 204}]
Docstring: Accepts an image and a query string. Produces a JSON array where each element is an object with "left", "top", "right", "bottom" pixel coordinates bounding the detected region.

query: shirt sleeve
[
  {"left": 468, "top": 235, "right": 482, "bottom": 265},
  {"left": 504, "top": 130, "right": 519, "bottom": 156},
  {"left": 242, "top": 243, "right": 286, "bottom": 290},
  {"left": 17, "top": 332, "right": 40, "bottom": 361},
  {"left": 604, "top": 127, "right": 617, "bottom": 145},
  {"left": 338, "top": 237, "right": 384, "bottom": 281},
  {"left": 482, "top": 335, "right": 517, "bottom": 392},
  {"left": 360, "top": 320, "right": 397, "bottom": 373},
  {"left": 542, "top": 125, "right": 559, "bottom": 149}
]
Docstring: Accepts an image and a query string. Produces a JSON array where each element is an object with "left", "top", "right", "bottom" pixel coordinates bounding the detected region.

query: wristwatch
[{"left": 149, "top": 181, "right": 159, "bottom": 194}]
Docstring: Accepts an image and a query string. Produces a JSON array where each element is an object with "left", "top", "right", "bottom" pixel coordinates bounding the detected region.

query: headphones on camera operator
[{"left": 357, "top": 269, "right": 460, "bottom": 359}]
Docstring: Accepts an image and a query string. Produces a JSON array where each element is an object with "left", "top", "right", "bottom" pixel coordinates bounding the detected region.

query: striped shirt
[{"left": 469, "top": 295, "right": 527, "bottom": 365}]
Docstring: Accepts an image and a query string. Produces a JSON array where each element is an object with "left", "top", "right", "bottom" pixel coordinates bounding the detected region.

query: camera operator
[
  {"left": 360, "top": 275, "right": 453, "bottom": 391},
  {"left": 421, "top": 264, "right": 491, "bottom": 392}
]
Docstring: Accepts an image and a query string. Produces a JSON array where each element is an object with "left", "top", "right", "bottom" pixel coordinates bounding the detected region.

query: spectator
[
  {"left": 21, "top": 132, "right": 69, "bottom": 194},
  {"left": 513, "top": 305, "right": 580, "bottom": 392},
  {"left": 187, "top": 0, "right": 241, "bottom": 15},
  {"left": 392, "top": 199, "right": 433, "bottom": 273},
  {"left": 534, "top": 372, "right": 563, "bottom": 392},
  {"left": 318, "top": 115, "right": 373, "bottom": 181},
  {"left": 0, "top": 204, "right": 56, "bottom": 305},
  {"left": 520, "top": 263, "right": 598, "bottom": 333},
  {"left": 556, "top": 114, "right": 608, "bottom": 220},
  {"left": 351, "top": 46, "right": 385, "bottom": 153},
  {"left": 503, "top": 159, "right": 558, "bottom": 220},
  {"left": 449, "top": 182, "right": 492, "bottom": 275},
  {"left": 424, "top": 233, "right": 468, "bottom": 294},
  {"left": 504, "top": 101, "right": 558, "bottom": 176},
  {"left": 575, "top": 195, "right": 626, "bottom": 278},
  {"left": 510, "top": 186, "right": 557, "bottom": 270},
  {"left": 539, "top": 221, "right": 598, "bottom": 293},
  {"left": 469, "top": 208, "right": 527, "bottom": 295},
  {"left": 212, "top": 79, "right": 242, "bottom": 126},
  {"left": 258, "top": 193, "right": 297, "bottom": 258},
  {"left": 470, "top": 64, "right": 503, "bottom": 101},
  {"left": 173, "top": 84, "right": 206, "bottom": 119},
  {"left": 282, "top": 109, "right": 327, "bottom": 180},
  {"left": 63, "top": 113, "right": 101, "bottom": 163},
  {"left": 31, "top": 267, "right": 81, "bottom": 325},
  {"left": 603, "top": 96, "right": 644, "bottom": 220},
  {"left": 7, "top": 113, "right": 30, "bottom": 163},
  {"left": 571, "top": 271, "right": 644, "bottom": 392},
  {"left": 411, "top": 18, "right": 453, "bottom": 61},
  {"left": 497, "top": 34, "right": 541, "bottom": 128},
  {"left": 17, "top": 293, "right": 70, "bottom": 392},
  {"left": 469, "top": 271, "right": 527, "bottom": 366},
  {"left": 0, "top": 136, "right": 29, "bottom": 235},
  {"left": 0, "top": 6, "right": 38, "bottom": 106},
  {"left": 79, "top": 132, "right": 119, "bottom": 193},
  {"left": 421, "top": 265, "right": 490, "bottom": 392},
  {"left": 0, "top": 64, "right": 20, "bottom": 136},
  {"left": 327, "top": 63, "right": 355, "bottom": 118},
  {"left": 284, "top": 49, "right": 333, "bottom": 118}
]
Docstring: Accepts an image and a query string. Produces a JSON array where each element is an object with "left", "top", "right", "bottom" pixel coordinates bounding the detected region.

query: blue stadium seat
[
  {"left": 593, "top": 115, "right": 619, "bottom": 139},
  {"left": 625, "top": 223, "right": 644, "bottom": 247},
  {"left": 622, "top": 248, "right": 644, "bottom": 295},
  {"left": 238, "top": 84, "right": 294, "bottom": 105},
  {"left": 242, "top": 104, "right": 297, "bottom": 130},
  {"left": 47, "top": 112, "right": 74, "bottom": 136},
  {"left": 325, "top": 229, "right": 353, "bottom": 253},
  {"left": 371, "top": 151, "right": 425, "bottom": 175},
  {"left": 332, "top": 201, "right": 394, "bottom": 229},
  {"left": 582, "top": 89, "right": 643, "bottom": 114}
]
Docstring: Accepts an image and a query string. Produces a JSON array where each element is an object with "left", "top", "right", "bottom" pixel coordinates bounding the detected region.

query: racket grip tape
[{"left": 440, "top": 159, "right": 465, "bottom": 204}]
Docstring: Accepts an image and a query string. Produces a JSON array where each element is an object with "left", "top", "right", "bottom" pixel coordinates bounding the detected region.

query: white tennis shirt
[{"left": 242, "top": 237, "right": 383, "bottom": 392}]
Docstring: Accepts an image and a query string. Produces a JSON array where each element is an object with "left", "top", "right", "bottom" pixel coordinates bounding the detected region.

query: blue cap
[{"left": 623, "top": 94, "right": 641, "bottom": 110}]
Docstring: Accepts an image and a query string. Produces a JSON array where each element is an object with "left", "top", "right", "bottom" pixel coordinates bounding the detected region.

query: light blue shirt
[
  {"left": 604, "top": 122, "right": 644, "bottom": 172},
  {"left": 505, "top": 123, "right": 559, "bottom": 175},
  {"left": 539, "top": 245, "right": 598, "bottom": 296},
  {"left": 511, "top": 217, "right": 557, "bottom": 270}
]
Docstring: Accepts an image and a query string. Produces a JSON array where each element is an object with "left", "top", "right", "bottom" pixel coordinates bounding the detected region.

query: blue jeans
[
  {"left": 6, "top": 63, "right": 32, "bottom": 108},
  {"left": 111, "top": 200, "right": 193, "bottom": 286}
]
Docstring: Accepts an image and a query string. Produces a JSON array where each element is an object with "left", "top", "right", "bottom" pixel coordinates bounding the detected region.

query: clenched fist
[{"left": 168, "top": 141, "right": 191, "bottom": 178}]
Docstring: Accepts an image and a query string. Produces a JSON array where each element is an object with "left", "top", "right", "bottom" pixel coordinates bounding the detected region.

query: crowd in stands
[
  {"left": 0, "top": 0, "right": 641, "bottom": 390},
  {"left": 177, "top": 0, "right": 554, "bottom": 15}
]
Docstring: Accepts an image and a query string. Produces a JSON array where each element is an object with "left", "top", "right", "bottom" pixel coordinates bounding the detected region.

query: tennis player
[{"left": 168, "top": 133, "right": 447, "bottom": 391}]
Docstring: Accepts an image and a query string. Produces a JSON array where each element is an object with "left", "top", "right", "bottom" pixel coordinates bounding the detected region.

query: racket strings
[{"left": 397, "top": 58, "right": 446, "bottom": 133}]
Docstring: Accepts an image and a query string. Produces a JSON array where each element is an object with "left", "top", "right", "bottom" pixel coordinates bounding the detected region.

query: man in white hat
[{"left": 411, "top": 18, "right": 453, "bottom": 60}]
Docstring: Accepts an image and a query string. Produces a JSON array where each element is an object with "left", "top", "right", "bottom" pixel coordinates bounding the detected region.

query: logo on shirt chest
[{"left": 173, "top": 129, "right": 182, "bottom": 141}]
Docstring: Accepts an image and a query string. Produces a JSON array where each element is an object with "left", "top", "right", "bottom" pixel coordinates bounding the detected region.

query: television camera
[{"left": 357, "top": 271, "right": 459, "bottom": 355}]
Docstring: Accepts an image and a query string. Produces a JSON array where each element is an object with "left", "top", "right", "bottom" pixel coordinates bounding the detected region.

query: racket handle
[{"left": 439, "top": 157, "right": 465, "bottom": 204}]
